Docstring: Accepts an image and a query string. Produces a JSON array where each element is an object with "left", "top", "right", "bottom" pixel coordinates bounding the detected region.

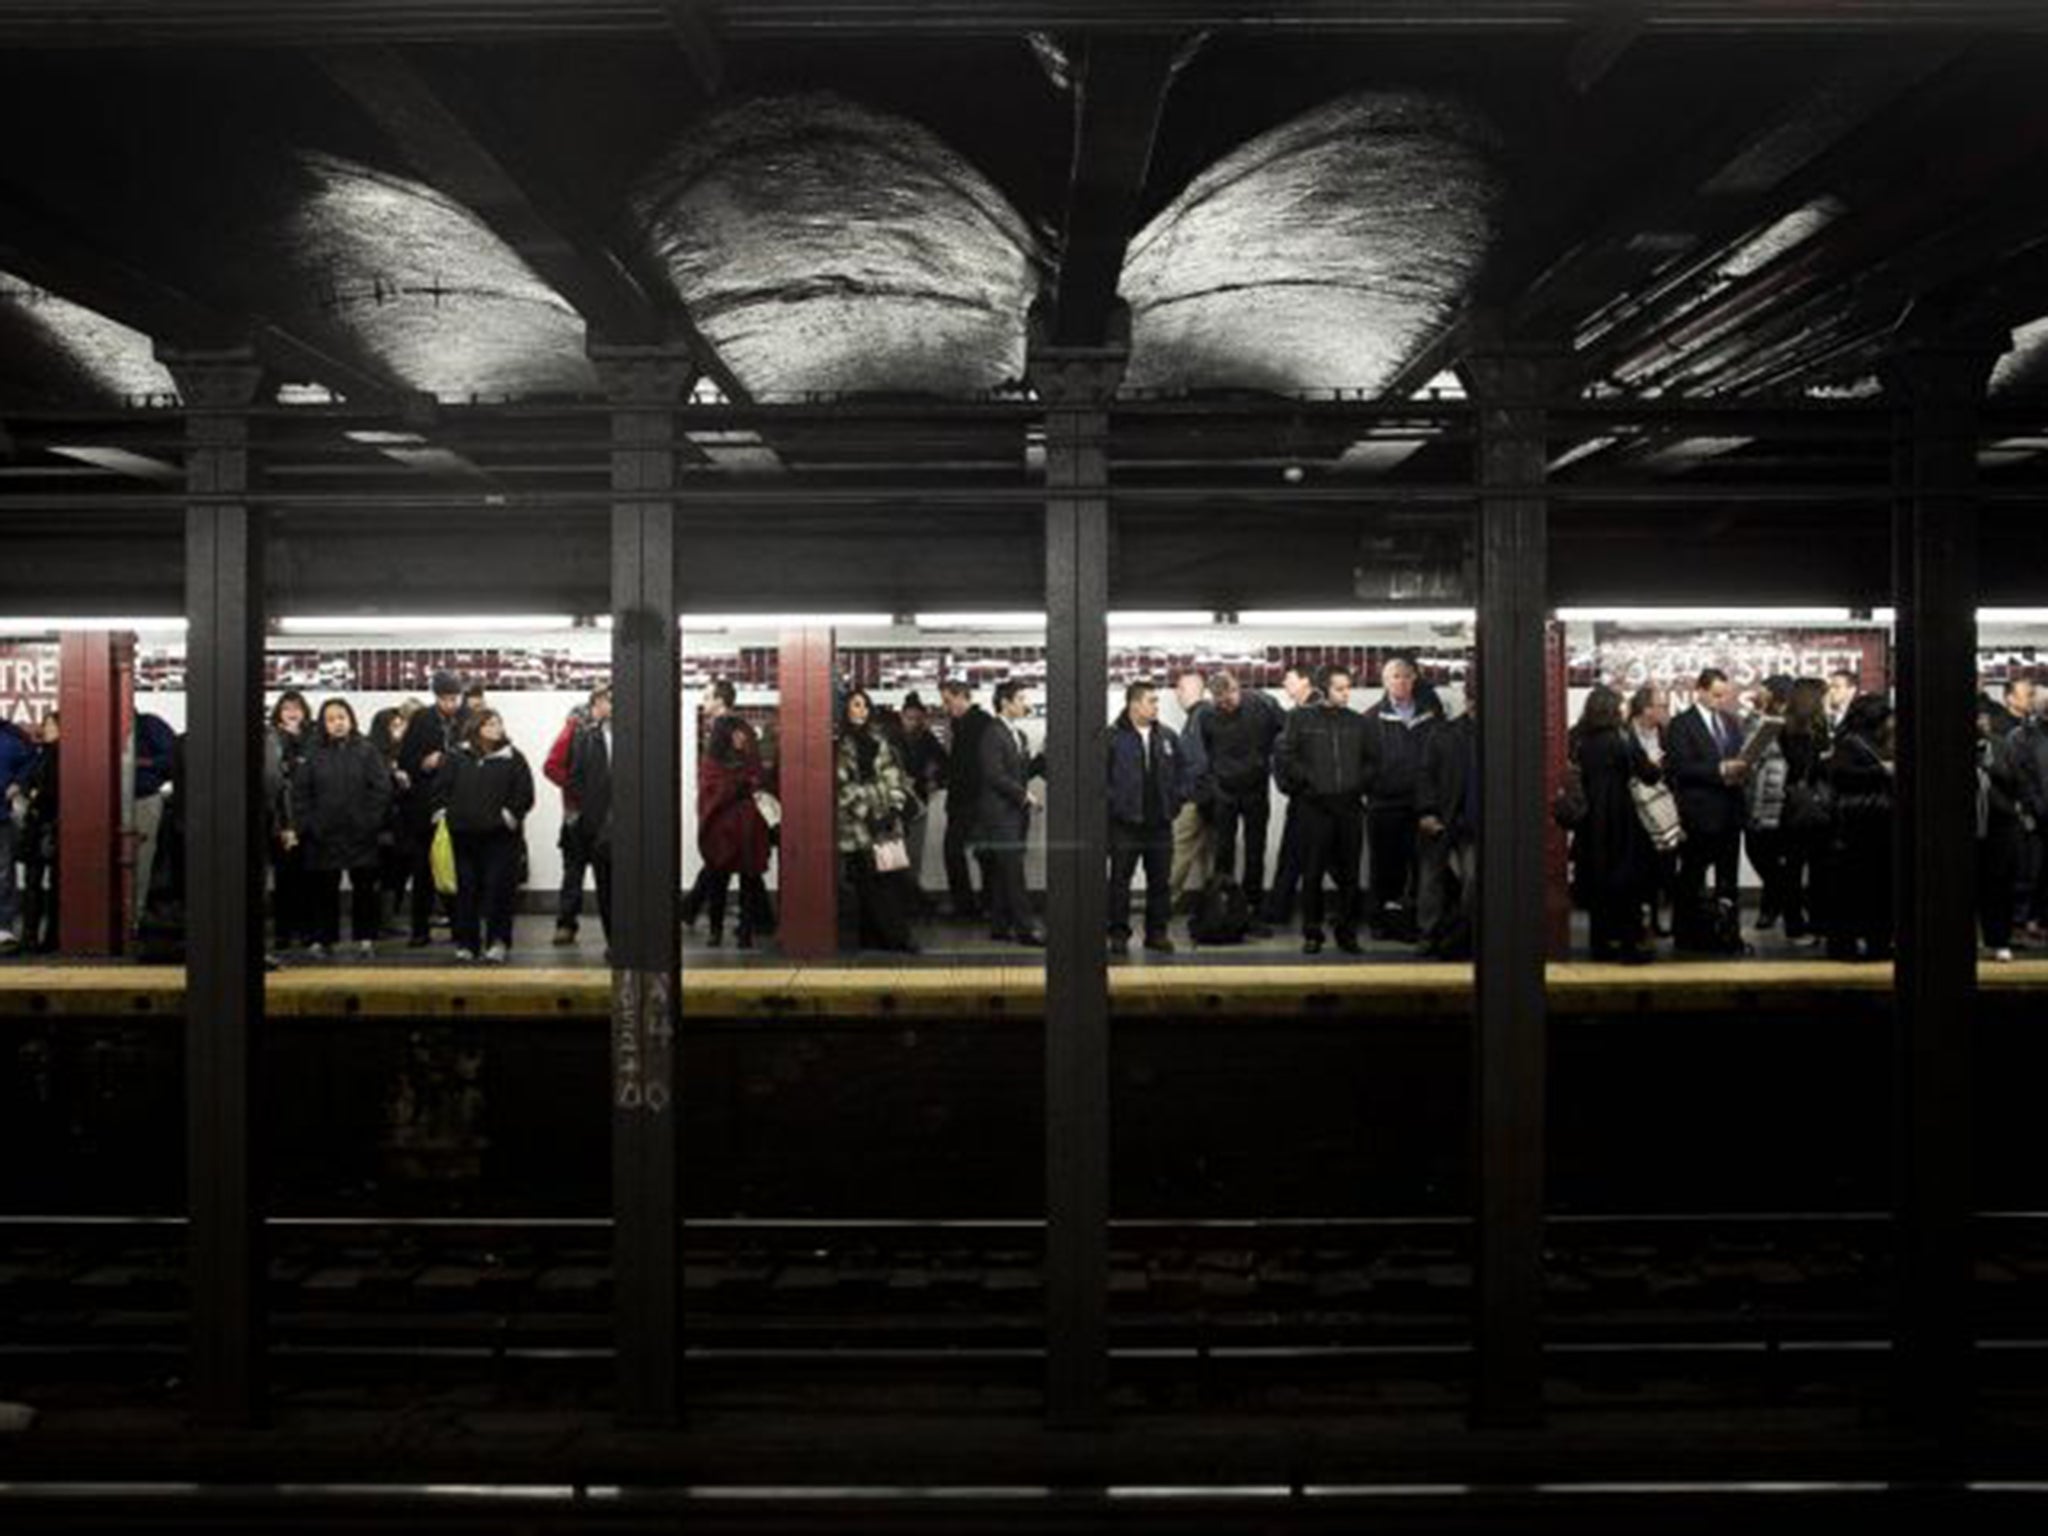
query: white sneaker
[
  {"left": 305, "top": 942, "right": 329, "bottom": 961},
  {"left": 483, "top": 942, "right": 509, "bottom": 965},
  {"left": 0, "top": 930, "right": 20, "bottom": 955},
  {"left": 454, "top": 947, "right": 477, "bottom": 962},
  {"left": 356, "top": 940, "right": 376, "bottom": 960},
  {"left": 1990, "top": 947, "right": 2015, "bottom": 963}
]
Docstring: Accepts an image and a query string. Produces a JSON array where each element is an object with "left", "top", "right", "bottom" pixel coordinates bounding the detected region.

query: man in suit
[
  {"left": 567, "top": 697, "right": 615, "bottom": 950},
  {"left": 940, "top": 679, "right": 996, "bottom": 921},
  {"left": 1666, "top": 666, "right": 1750, "bottom": 914},
  {"left": 976, "top": 679, "right": 1043, "bottom": 947}
]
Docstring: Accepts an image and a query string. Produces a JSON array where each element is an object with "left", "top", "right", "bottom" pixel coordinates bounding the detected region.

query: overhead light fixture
[
  {"left": 914, "top": 612, "right": 1046, "bottom": 631},
  {"left": 1977, "top": 609, "right": 2048, "bottom": 625},
  {"left": 0, "top": 616, "right": 188, "bottom": 634},
  {"left": 1107, "top": 612, "right": 1218, "bottom": 628},
  {"left": 682, "top": 614, "right": 894, "bottom": 631},
  {"left": 46, "top": 445, "right": 182, "bottom": 483},
  {"left": 1555, "top": 607, "right": 1853, "bottom": 624},
  {"left": 274, "top": 615, "right": 578, "bottom": 635},
  {"left": 1237, "top": 608, "right": 1475, "bottom": 627}
]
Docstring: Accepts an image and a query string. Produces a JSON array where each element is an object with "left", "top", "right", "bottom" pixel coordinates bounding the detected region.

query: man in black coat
[
  {"left": 1360, "top": 655, "right": 1441, "bottom": 941},
  {"left": 940, "top": 680, "right": 996, "bottom": 921},
  {"left": 1274, "top": 664, "right": 1373, "bottom": 955},
  {"left": 1665, "top": 666, "right": 1750, "bottom": 911},
  {"left": 975, "top": 680, "right": 1043, "bottom": 946},
  {"left": 1197, "top": 671, "right": 1284, "bottom": 913},
  {"left": 1106, "top": 680, "right": 1184, "bottom": 953},
  {"left": 394, "top": 670, "right": 469, "bottom": 946},
  {"left": 568, "top": 704, "right": 615, "bottom": 947},
  {"left": 1415, "top": 678, "right": 1478, "bottom": 959}
]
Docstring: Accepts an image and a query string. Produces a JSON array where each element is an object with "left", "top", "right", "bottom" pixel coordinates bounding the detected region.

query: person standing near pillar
[
  {"left": 2014, "top": 685, "right": 2048, "bottom": 945},
  {"left": 1165, "top": 668, "right": 1214, "bottom": 912},
  {"left": 546, "top": 684, "right": 611, "bottom": 946},
  {"left": 1416, "top": 675, "right": 1479, "bottom": 960},
  {"left": 1106, "top": 680, "right": 1183, "bottom": 954},
  {"left": 697, "top": 713, "right": 774, "bottom": 950},
  {"left": 12, "top": 713, "right": 59, "bottom": 954},
  {"left": 939, "top": 679, "right": 995, "bottom": 922},
  {"left": 1360, "top": 656, "right": 1441, "bottom": 942},
  {"left": 0, "top": 714, "right": 34, "bottom": 955},
  {"left": 130, "top": 710, "right": 177, "bottom": 933},
  {"left": 977, "top": 679, "right": 1044, "bottom": 947},
  {"left": 680, "top": 678, "right": 738, "bottom": 930},
  {"left": 396, "top": 671, "right": 470, "bottom": 948},
  {"left": 1743, "top": 676, "right": 1795, "bottom": 935},
  {"left": 1274, "top": 664, "right": 1372, "bottom": 956},
  {"left": 298, "top": 698, "right": 394, "bottom": 961},
  {"left": 568, "top": 690, "right": 616, "bottom": 954},
  {"left": 267, "top": 691, "right": 315, "bottom": 954},
  {"left": 1666, "top": 667, "right": 1750, "bottom": 930},
  {"left": 436, "top": 708, "right": 535, "bottom": 964},
  {"left": 1977, "top": 698, "right": 2026, "bottom": 963},
  {"left": 1824, "top": 693, "right": 1894, "bottom": 963},
  {"left": 1197, "top": 671, "right": 1284, "bottom": 916},
  {"left": 836, "top": 688, "right": 919, "bottom": 954},
  {"left": 1260, "top": 663, "right": 1317, "bottom": 927},
  {"left": 897, "top": 693, "right": 949, "bottom": 911}
]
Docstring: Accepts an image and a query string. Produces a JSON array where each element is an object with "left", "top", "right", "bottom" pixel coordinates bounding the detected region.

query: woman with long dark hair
[
  {"left": 835, "top": 688, "right": 917, "bottom": 953},
  {"left": 1826, "top": 694, "right": 1894, "bottom": 961},
  {"left": 1778, "top": 677, "right": 1832, "bottom": 945},
  {"left": 1569, "top": 685, "right": 1660, "bottom": 964},
  {"left": 436, "top": 708, "right": 536, "bottom": 964},
  {"left": 299, "top": 698, "right": 394, "bottom": 959},
  {"left": 697, "top": 712, "right": 775, "bottom": 949}
]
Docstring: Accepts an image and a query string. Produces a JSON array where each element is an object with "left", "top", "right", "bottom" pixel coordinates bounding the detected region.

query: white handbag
[
  {"left": 752, "top": 790, "right": 782, "bottom": 829},
  {"left": 1630, "top": 778, "right": 1685, "bottom": 851}
]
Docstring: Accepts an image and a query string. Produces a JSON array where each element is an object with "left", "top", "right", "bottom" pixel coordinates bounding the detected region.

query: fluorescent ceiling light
[
  {"left": 1978, "top": 609, "right": 2048, "bottom": 625},
  {"left": 1237, "top": 608, "right": 1474, "bottom": 627},
  {"left": 914, "top": 612, "right": 1046, "bottom": 631},
  {"left": 46, "top": 445, "right": 182, "bottom": 482},
  {"left": 1555, "top": 607, "right": 1853, "bottom": 624},
  {"left": 682, "top": 614, "right": 893, "bottom": 631},
  {"left": 0, "top": 616, "right": 187, "bottom": 634},
  {"left": 275, "top": 615, "right": 577, "bottom": 634},
  {"left": 1107, "top": 611, "right": 1217, "bottom": 627}
]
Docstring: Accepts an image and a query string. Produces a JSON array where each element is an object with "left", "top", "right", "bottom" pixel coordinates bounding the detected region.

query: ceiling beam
[
  {"left": 1043, "top": 32, "right": 1189, "bottom": 348},
  {"left": 660, "top": 0, "right": 723, "bottom": 95}
]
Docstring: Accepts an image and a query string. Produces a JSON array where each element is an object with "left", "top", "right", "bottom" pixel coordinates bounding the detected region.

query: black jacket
[
  {"left": 1569, "top": 726, "right": 1659, "bottom": 907},
  {"left": 438, "top": 742, "right": 536, "bottom": 837},
  {"left": 1417, "top": 712, "right": 1478, "bottom": 840},
  {"left": 901, "top": 729, "right": 949, "bottom": 808},
  {"left": 397, "top": 704, "right": 468, "bottom": 828},
  {"left": 1666, "top": 705, "right": 1748, "bottom": 838},
  {"left": 1198, "top": 693, "right": 1285, "bottom": 801},
  {"left": 1107, "top": 717, "right": 1186, "bottom": 829},
  {"left": 2012, "top": 718, "right": 2048, "bottom": 823},
  {"left": 976, "top": 715, "right": 1038, "bottom": 844},
  {"left": 568, "top": 723, "right": 614, "bottom": 848},
  {"left": 944, "top": 706, "right": 993, "bottom": 821},
  {"left": 1275, "top": 702, "right": 1372, "bottom": 802},
  {"left": 297, "top": 734, "right": 394, "bottom": 873},
  {"left": 1362, "top": 698, "right": 1442, "bottom": 809}
]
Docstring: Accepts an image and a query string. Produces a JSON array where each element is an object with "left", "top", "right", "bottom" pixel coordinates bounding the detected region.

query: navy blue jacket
[
  {"left": 134, "top": 713, "right": 177, "bottom": 799},
  {"left": 1106, "top": 717, "right": 1186, "bottom": 829},
  {"left": 0, "top": 722, "right": 33, "bottom": 826}
]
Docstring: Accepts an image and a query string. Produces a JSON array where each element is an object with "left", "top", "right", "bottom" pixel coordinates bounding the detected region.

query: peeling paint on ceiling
[
  {"left": 0, "top": 267, "right": 176, "bottom": 402},
  {"left": 1121, "top": 92, "right": 1502, "bottom": 395},
  {"left": 275, "top": 150, "right": 597, "bottom": 400},
  {"left": 633, "top": 93, "right": 1043, "bottom": 397}
]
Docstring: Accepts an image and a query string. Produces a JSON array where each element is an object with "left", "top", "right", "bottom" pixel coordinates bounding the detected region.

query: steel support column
[
  {"left": 168, "top": 348, "right": 269, "bottom": 1424},
  {"left": 1030, "top": 335, "right": 1125, "bottom": 1429},
  {"left": 775, "top": 626, "right": 839, "bottom": 960},
  {"left": 1883, "top": 335, "right": 1998, "bottom": 1434},
  {"left": 1462, "top": 345, "right": 1559, "bottom": 1429},
  {"left": 593, "top": 344, "right": 691, "bottom": 1426}
]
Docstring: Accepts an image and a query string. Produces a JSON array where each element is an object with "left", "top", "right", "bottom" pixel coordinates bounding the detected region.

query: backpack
[
  {"left": 1674, "top": 894, "right": 1747, "bottom": 956},
  {"left": 1188, "top": 877, "right": 1252, "bottom": 946},
  {"left": 1552, "top": 761, "right": 1588, "bottom": 830}
]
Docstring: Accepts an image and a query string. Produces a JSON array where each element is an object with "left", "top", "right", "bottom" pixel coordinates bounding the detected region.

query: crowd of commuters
[{"left": 7, "top": 658, "right": 2047, "bottom": 967}]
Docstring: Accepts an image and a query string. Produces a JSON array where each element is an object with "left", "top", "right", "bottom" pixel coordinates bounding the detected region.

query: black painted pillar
[
  {"left": 1882, "top": 334, "right": 1999, "bottom": 1432},
  {"left": 592, "top": 344, "right": 692, "bottom": 1425},
  {"left": 1029, "top": 332, "right": 1126, "bottom": 1429},
  {"left": 166, "top": 346, "right": 269, "bottom": 1424},
  {"left": 1460, "top": 344, "right": 1559, "bottom": 1430}
]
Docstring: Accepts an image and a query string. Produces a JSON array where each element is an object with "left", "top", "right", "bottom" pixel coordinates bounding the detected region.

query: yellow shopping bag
[{"left": 430, "top": 819, "right": 459, "bottom": 897}]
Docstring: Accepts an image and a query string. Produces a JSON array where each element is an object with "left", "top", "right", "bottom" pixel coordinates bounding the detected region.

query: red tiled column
[
  {"left": 57, "top": 630, "right": 134, "bottom": 954},
  {"left": 776, "top": 625, "right": 838, "bottom": 958}
]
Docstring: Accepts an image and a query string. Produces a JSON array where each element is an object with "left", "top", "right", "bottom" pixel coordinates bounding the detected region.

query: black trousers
[
  {"left": 558, "top": 817, "right": 593, "bottom": 926},
  {"left": 704, "top": 868, "right": 767, "bottom": 937},
  {"left": 1211, "top": 790, "right": 1270, "bottom": 904},
  {"left": 272, "top": 838, "right": 313, "bottom": 948},
  {"left": 943, "top": 801, "right": 993, "bottom": 918},
  {"left": 1262, "top": 799, "right": 1303, "bottom": 922},
  {"left": 1364, "top": 804, "right": 1419, "bottom": 920},
  {"left": 590, "top": 843, "right": 613, "bottom": 942},
  {"left": 20, "top": 841, "right": 57, "bottom": 952},
  {"left": 308, "top": 865, "right": 383, "bottom": 946},
  {"left": 407, "top": 820, "right": 443, "bottom": 941},
  {"left": 984, "top": 838, "right": 1034, "bottom": 940},
  {"left": 1298, "top": 795, "right": 1364, "bottom": 940},
  {"left": 1107, "top": 820, "right": 1173, "bottom": 940},
  {"left": 1981, "top": 824, "right": 2020, "bottom": 950},
  {"left": 452, "top": 828, "right": 521, "bottom": 952},
  {"left": 842, "top": 851, "right": 917, "bottom": 952},
  {"left": 1677, "top": 825, "right": 1742, "bottom": 907}
]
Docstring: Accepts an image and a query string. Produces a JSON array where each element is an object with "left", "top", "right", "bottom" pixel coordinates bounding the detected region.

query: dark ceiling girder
[
  {"left": 0, "top": 188, "right": 411, "bottom": 404},
  {"left": 4, "top": 3, "right": 2048, "bottom": 43},
  {"left": 1044, "top": 32, "right": 1188, "bottom": 348},
  {"left": 661, "top": 0, "right": 723, "bottom": 95},
  {"left": 314, "top": 44, "right": 752, "bottom": 405}
]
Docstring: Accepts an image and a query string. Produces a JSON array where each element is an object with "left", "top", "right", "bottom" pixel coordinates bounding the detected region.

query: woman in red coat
[{"left": 697, "top": 713, "right": 774, "bottom": 948}]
